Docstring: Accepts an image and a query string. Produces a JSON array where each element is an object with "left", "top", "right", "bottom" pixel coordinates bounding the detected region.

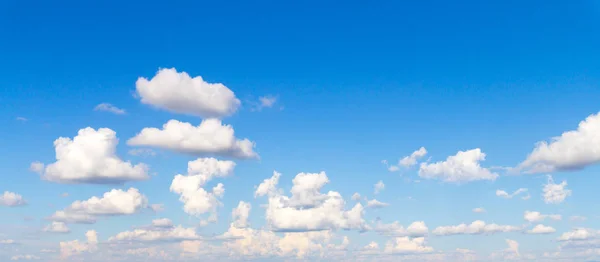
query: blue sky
[{"left": 2, "top": 0, "right": 600, "bottom": 261}]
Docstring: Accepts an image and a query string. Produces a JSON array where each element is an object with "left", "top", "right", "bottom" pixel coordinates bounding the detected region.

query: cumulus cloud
[
  {"left": 433, "top": 220, "right": 521, "bottom": 236},
  {"left": 383, "top": 237, "right": 433, "bottom": 254},
  {"left": 60, "top": 230, "right": 98, "bottom": 258},
  {"left": 170, "top": 158, "right": 235, "bottom": 220},
  {"left": 373, "top": 221, "right": 429, "bottom": 237},
  {"left": 374, "top": 180, "right": 385, "bottom": 194},
  {"left": 472, "top": 207, "right": 486, "bottom": 213},
  {"left": 255, "top": 171, "right": 366, "bottom": 232},
  {"left": 386, "top": 147, "right": 428, "bottom": 171},
  {"left": 110, "top": 226, "right": 200, "bottom": 242},
  {"left": 496, "top": 188, "right": 528, "bottom": 199},
  {"left": 128, "top": 119, "right": 258, "bottom": 159},
  {"left": 366, "top": 199, "right": 389, "bottom": 209},
  {"left": 0, "top": 191, "right": 27, "bottom": 207},
  {"left": 135, "top": 68, "right": 240, "bottom": 118},
  {"left": 151, "top": 218, "right": 174, "bottom": 228},
  {"left": 418, "top": 149, "right": 498, "bottom": 183},
  {"left": 36, "top": 127, "right": 149, "bottom": 184},
  {"left": 43, "top": 221, "right": 70, "bottom": 233},
  {"left": 94, "top": 103, "right": 126, "bottom": 115},
  {"left": 518, "top": 112, "right": 600, "bottom": 173},
  {"left": 558, "top": 228, "right": 598, "bottom": 241},
  {"left": 524, "top": 211, "right": 562, "bottom": 222},
  {"left": 527, "top": 224, "right": 556, "bottom": 234},
  {"left": 351, "top": 193, "right": 361, "bottom": 201},
  {"left": 543, "top": 175, "right": 571, "bottom": 204},
  {"left": 232, "top": 201, "right": 251, "bottom": 228},
  {"left": 251, "top": 95, "right": 279, "bottom": 112},
  {"left": 50, "top": 188, "right": 148, "bottom": 224}
]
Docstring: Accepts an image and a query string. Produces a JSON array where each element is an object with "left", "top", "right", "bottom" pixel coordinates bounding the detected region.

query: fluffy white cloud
[
  {"left": 366, "top": 199, "right": 389, "bottom": 209},
  {"left": 135, "top": 68, "right": 240, "bottom": 118},
  {"left": 558, "top": 228, "right": 598, "bottom": 241},
  {"left": 496, "top": 188, "right": 528, "bottom": 199},
  {"left": 255, "top": 171, "right": 366, "bottom": 232},
  {"left": 0, "top": 191, "right": 26, "bottom": 207},
  {"left": 351, "top": 193, "right": 361, "bottom": 201},
  {"left": 472, "top": 207, "right": 486, "bottom": 213},
  {"left": 383, "top": 237, "right": 433, "bottom": 254},
  {"left": 527, "top": 224, "right": 556, "bottom": 234},
  {"left": 37, "top": 127, "right": 149, "bottom": 184},
  {"left": 519, "top": 112, "right": 600, "bottom": 173},
  {"left": 232, "top": 201, "right": 251, "bottom": 228},
  {"left": 60, "top": 230, "right": 98, "bottom": 258},
  {"left": 418, "top": 149, "right": 498, "bottom": 183},
  {"left": 543, "top": 175, "right": 571, "bottom": 204},
  {"left": 170, "top": 158, "right": 235, "bottom": 219},
  {"left": 433, "top": 220, "right": 521, "bottom": 236},
  {"left": 373, "top": 221, "right": 429, "bottom": 237},
  {"left": 50, "top": 188, "right": 148, "bottom": 224},
  {"left": 542, "top": 175, "right": 571, "bottom": 204},
  {"left": 128, "top": 119, "right": 257, "bottom": 159},
  {"left": 374, "top": 180, "right": 385, "bottom": 194},
  {"left": 524, "top": 211, "right": 562, "bottom": 222},
  {"left": 43, "top": 221, "right": 70, "bottom": 233},
  {"left": 110, "top": 226, "right": 200, "bottom": 242},
  {"left": 151, "top": 218, "right": 173, "bottom": 228},
  {"left": 400, "top": 147, "right": 428, "bottom": 167},
  {"left": 10, "top": 255, "right": 40, "bottom": 261},
  {"left": 94, "top": 103, "right": 125, "bottom": 115}
]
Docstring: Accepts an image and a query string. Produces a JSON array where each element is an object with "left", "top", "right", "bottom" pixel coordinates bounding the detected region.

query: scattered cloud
[
  {"left": 374, "top": 180, "right": 385, "bottom": 194},
  {"left": 526, "top": 224, "right": 556, "bottom": 234},
  {"left": 351, "top": 193, "right": 361, "bottom": 201},
  {"left": 128, "top": 148, "right": 157, "bottom": 157},
  {"left": 10, "top": 254, "right": 40, "bottom": 260},
  {"left": 110, "top": 225, "right": 200, "bottom": 242},
  {"left": 383, "top": 237, "right": 433, "bottom": 254},
  {"left": 373, "top": 221, "right": 429, "bottom": 237},
  {"left": 0, "top": 191, "right": 27, "bottom": 207},
  {"left": 94, "top": 103, "right": 126, "bottom": 115},
  {"left": 419, "top": 148, "right": 498, "bottom": 183},
  {"left": 43, "top": 221, "right": 70, "bottom": 233},
  {"left": 570, "top": 216, "right": 587, "bottom": 222},
  {"left": 472, "top": 207, "right": 486, "bottom": 213},
  {"left": 35, "top": 127, "right": 149, "bottom": 184},
  {"left": 60, "top": 230, "right": 98, "bottom": 258},
  {"left": 433, "top": 220, "right": 521, "bottom": 236},
  {"left": 543, "top": 175, "right": 571, "bottom": 204},
  {"left": 366, "top": 199, "right": 389, "bottom": 209},
  {"left": 524, "top": 211, "right": 561, "bottom": 222},
  {"left": 496, "top": 188, "right": 528, "bottom": 199},
  {"left": 16, "top": 117, "right": 27, "bottom": 122},
  {"left": 128, "top": 119, "right": 258, "bottom": 159},
  {"left": 135, "top": 68, "right": 240, "bottom": 118},
  {"left": 558, "top": 228, "right": 599, "bottom": 241},
  {"left": 518, "top": 112, "right": 600, "bottom": 173},
  {"left": 385, "top": 147, "right": 428, "bottom": 171}
]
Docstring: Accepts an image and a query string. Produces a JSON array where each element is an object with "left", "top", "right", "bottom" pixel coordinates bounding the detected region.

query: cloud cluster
[
  {"left": 35, "top": 127, "right": 149, "bottom": 184},
  {"left": 255, "top": 171, "right": 366, "bottom": 232},
  {"left": 543, "top": 175, "right": 571, "bottom": 204},
  {"left": 419, "top": 149, "right": 498, "bottom": 183},
  {"left": 170, "top": 158, "right": 235, "bottom": 220},
  {"left": 128, "top": 119, "right": 257, "bottom": 159},
  {"left": 60, "top": 230, "right": 98, "bottom": 258},
  {"left": 50, "top": 188, "right": 148, "bottom": 224}
]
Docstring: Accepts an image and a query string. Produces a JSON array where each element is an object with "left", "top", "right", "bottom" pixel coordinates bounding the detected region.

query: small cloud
[
  {"left": 94, "top": 103, "right": 126, "bottom": 115},
  {"left": 60, "top": 193, "right": 69, "bottom": 198},
  {"left": 473, "top": 207, "right": 486, "bottom": 213},
  {"left": 374, "top": 180, "right": 385, "bottom": 194},
  {"left": 150, "top": 204, "right": 165, "bottom": 212},
  {"left": 251, "top": 95, "right": 279, "bottom": 112},
  {"left": 128, "top": 148, "right": 157, "bottom": 157},
  {"left": 16, "top": 117, "right": 28, "bottom": 122}
]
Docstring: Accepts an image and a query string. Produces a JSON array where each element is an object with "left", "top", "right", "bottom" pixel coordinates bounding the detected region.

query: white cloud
[
  {"left": 0, "top": 191, "right": 26, "bottom": 207},
  {"left": 373, "top": 221, "right": 429, "bottom": 237},
  {"left": 251, "top": 95, "right": 278, "bottom": 112},
  {"left": 351, "top": 193, "right": 361, "bottom": 201},
  {"left": 232, "top": 201, "right": 251, "bottom": 228},
  {"left": 135, "top": 68, "right": 240, "bottom": 118},
  {"left": 43, "top": 221, "right": 70, "bottom": 233},
  {"left": 256, "top": 171, "right": 366, "bottom": 232},
  {"left": 94, "top": 103, "right": 126, "bottom": 115},
  {"left": 29, "top": 162, "right": 44, "bottom": 174},
  {"left": 10, "top": 255, "right": 40, "bottom": 260},
  {"left": 16, "top": 117, "right": 28, "bottom": 122},
  {"left": 543, "top": 175, "right": 571, "bottom": 204},
  {"left": 433, "top": 220, "right": 521, "bottom": 236},
  {"left": 383, "top": 237, "right": 433, "bottom": 254},
  {"left": 472, "top": 207, "right": 486, "bottom": 213},
  {"left": 50, "top": 188, "right": 148, "bottom": 224},
  {"left": 60, "top": 230, "right": 98, "bottom": 258},
  {"left": 37, "top": 127, "right": 149, "bottom": 184},
  {"left": 496, "top": 188, "right": 528, "bottom": 199},
  {"left": 110, "top": 226, "right": 200, "bottom": 242},
  {"left": 366, "top": 199, "right": 389, "bottom": 209},
  {"left": 519, "top": 112, "right": 600, "bottom": 173},
  {"left": 399, "top": 147, "right": 428, "bottom": 167},
  {"left": 527, "top": 224, "right": 556, "bottom": 234},
  {"left": 558, "top": 228, "right": 598, "bottom": 241},
  {"left": 570, "top": 216, "right": 587, "bottom": 222},
  {"left": 374, "top": 180, "right": 385, "bottom": 194},
  {"left": 524, "top": 211, "right": 562, "bottom": 222},
  {"left": 151, "top": 218, "right": 173, "bottom": 228},
  {"left": 128, "top": 148, "right": 156, "bottom": 157},
  {"left": 128, "top": 119, "right": 257, "bottom": 159},
  {"left": 418, "top": 148, "right": 498, "bottom": 183},
  {"left": 170, "top": 158, "right": 235, "bottom": 219}
]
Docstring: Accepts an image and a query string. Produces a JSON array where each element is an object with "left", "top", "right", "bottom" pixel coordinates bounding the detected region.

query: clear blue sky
[{"left": 1, "top": 0, "right": 600, "bottom": 261}]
